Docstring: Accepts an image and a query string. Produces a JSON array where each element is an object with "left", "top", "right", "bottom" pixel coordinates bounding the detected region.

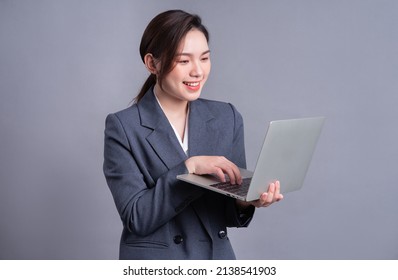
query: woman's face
[{"left": 155, "top": 29, "right": 211, "bottom": 103}]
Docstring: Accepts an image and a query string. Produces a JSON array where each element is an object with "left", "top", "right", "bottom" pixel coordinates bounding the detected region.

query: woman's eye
[
  {"left": 201, "top": 56, "right": 209, "bottom": 61},
  {"left": 178, "top": 60, "right": 189, "bottom": 64}
]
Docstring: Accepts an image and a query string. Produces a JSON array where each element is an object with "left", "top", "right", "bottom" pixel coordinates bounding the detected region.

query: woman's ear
[{"left": 144, "top": 53, "right": 159, "bottom": 74}]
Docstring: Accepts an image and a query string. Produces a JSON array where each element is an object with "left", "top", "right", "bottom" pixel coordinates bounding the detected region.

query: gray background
[{"left": 1, "top": 0, "right": 397, "bottom": 259}]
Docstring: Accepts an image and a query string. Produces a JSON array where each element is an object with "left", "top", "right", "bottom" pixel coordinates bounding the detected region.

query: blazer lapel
[
  {"left": 188, "top": 100, "right": 220, "bottom": 157},
  {"left": 138, "top": 89, "right": 187, "bottom": 169}
]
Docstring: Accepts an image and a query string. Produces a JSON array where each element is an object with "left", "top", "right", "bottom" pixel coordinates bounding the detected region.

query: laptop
[{"left": 177, "top": 117, "right": 325, "bottom": 201}]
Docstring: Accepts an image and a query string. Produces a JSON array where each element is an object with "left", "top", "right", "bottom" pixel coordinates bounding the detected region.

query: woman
[{"left": 103, "top": 10, "right": 283, "bottom": 260}]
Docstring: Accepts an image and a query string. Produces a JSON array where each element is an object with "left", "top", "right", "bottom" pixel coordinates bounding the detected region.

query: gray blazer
[{"left": 103, "top": 88, "right": 254, "bottom": 259}]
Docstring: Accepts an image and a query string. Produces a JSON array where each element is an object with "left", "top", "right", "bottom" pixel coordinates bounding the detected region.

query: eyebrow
[{"left": 175, "top": 50, "right": 211, "bottom": 57}]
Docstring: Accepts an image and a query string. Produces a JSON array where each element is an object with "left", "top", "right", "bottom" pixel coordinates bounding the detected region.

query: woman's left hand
[{"left": 237, "top": 180, "right": 283, "bottom": 209}]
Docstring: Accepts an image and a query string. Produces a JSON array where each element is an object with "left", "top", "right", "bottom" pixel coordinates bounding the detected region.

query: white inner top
[{"left": 154, "top": 94, "right": 189, "bottom": 155}]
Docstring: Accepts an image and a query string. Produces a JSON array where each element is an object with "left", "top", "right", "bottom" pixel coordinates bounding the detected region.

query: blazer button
[
  {"left": 173, "top": 235, "right": 184, "bottom": 244},
  {"left": 218, "top": 230, "right": 227, "bottom": 239}
]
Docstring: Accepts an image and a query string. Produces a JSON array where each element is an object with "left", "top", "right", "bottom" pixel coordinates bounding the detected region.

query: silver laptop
[{"left": 177, "top": 117, "right": 325, "bottom": 201}]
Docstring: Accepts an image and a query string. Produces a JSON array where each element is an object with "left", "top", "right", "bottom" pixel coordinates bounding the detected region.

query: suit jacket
[{"left": 103, "top": 88, "right": 254, "bottom": 259}]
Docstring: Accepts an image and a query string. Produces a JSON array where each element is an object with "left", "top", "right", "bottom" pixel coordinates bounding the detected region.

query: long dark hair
[{"left": 134, "top": 10, "right": 209, "bottom": 103}]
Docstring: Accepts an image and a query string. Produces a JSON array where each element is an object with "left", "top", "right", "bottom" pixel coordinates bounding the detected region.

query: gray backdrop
[{"left": 1, "top": 0, "right": 397, "bottom": 260}]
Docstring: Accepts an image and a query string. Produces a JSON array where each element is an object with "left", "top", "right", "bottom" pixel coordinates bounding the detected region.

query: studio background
[{"left": 1, "top": 0, "right": 397, "bottom": 259}]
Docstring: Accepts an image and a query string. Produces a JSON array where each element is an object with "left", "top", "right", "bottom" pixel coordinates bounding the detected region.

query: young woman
[{"left": 103, "top": 10, "right": 283, "bottom": 260}]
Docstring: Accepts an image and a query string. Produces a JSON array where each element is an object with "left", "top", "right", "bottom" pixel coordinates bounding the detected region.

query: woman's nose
[{"left": 190, "top": 61, "right": 203, "bottom": 77}]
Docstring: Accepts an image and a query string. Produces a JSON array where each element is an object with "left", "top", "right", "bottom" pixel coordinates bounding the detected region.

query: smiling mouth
[{"left": 183, "top": 81, "right": 200, "bottom": 87}]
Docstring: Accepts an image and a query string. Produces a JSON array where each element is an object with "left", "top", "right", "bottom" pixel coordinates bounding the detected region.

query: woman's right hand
[{"left": 184, "top": 156, "right": 242, "bottom": 185}]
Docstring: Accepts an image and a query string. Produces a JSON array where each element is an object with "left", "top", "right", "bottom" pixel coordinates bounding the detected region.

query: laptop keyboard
[{"left": 210, "top": 178, "right": 252, "bottom": 196}]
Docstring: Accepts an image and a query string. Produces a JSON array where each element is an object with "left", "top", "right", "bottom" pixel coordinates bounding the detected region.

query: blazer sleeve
[
  {"left": 103, "top": 113, "right": 204, "bottom": 236},
  {"left": 224, "top": 103, "right": 255, "bottom": 227},
  {"left": 229, "top": 103, "right": 247, "bottom": 169}
]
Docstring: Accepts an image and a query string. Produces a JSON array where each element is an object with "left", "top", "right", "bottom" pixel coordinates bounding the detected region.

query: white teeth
[{"left": 184, "top": 82, "right": 199, "bottom": 87}]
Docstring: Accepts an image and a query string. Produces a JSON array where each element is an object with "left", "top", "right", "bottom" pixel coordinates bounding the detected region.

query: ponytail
[{"left": 134, "top": 74, "right": 156, "bottom": 103}]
